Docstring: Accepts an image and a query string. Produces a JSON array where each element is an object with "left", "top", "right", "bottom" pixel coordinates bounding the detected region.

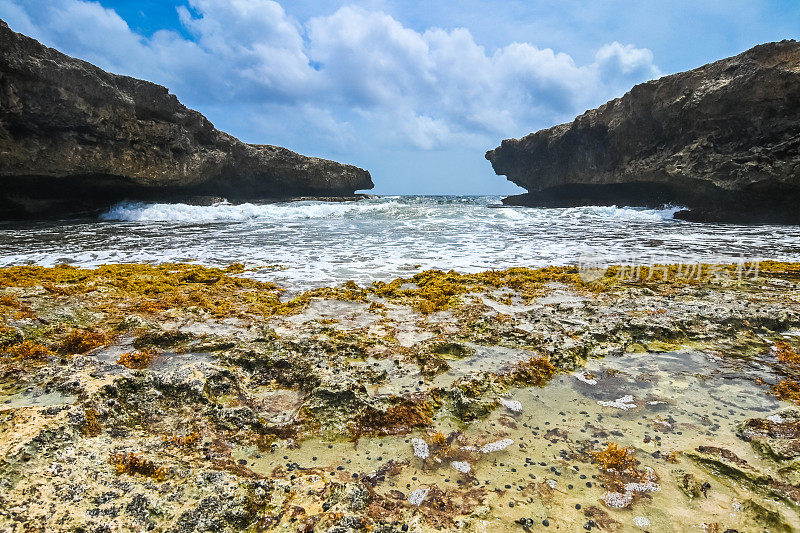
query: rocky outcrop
[
  {"left": 486, "top": 40, "right": 800, "bottom": 223},
  {"left": 0, "top": 20, "right": 373, "bottom": 219}
]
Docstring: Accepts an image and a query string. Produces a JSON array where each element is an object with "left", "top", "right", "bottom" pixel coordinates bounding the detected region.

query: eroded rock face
[
  {"left": 0, "top": 19, "right": 373, "bottom": 218},
  {"left": 486, "top": 40, "right": 800, "bottom": 223}
]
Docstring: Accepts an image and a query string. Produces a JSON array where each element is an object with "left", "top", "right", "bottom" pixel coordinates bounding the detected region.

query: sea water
[{"left": 1, "top": 195, "right": 799, "bottom": 289}]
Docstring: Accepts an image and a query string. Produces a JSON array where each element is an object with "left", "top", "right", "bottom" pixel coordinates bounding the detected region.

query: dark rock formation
[
  {"left": 486, "top": 40, "right": 800, "bottom": 223},
  {"left": 0, "top": 19, "right": 373, "bottom": 219}
]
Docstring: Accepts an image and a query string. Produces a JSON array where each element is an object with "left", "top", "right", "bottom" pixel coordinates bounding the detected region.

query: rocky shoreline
[
  {"left": 486, "top": 40, "right": 800, "bottom": 224},
  {"left": 0, "top": 20, "right": 373, "bottom": 220},
  {"left": 2, "top": 262, "right": 800, "bottom": 531}
]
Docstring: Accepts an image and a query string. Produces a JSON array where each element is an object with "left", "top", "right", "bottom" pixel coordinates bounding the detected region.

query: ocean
[{"left": 2, "top": 195, "right": 799, "bottom": 290}]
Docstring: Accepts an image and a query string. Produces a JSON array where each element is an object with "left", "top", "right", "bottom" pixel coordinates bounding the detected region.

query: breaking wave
[
  {"left": 99, "top": 198, "right": 682, "bottom": 224},
  {"left": 99, "top": 200, "right": 404, "bottom": 222},
  {"left": 4, "top": 195, "right": 798, "bottom": 291}
]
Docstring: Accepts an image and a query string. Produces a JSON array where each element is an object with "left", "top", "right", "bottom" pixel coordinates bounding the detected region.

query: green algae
[{"left": 2, "top": 262, "right": 800, "bottom": 530}]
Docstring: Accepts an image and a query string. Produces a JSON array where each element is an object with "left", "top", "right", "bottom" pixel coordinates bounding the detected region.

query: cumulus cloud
[
  {"left": 595, "top": 41, "right": 662, "bottom": 89},
  {"left": 177, "top": 0, "right": 318, "bottom": 100},
  {"left": 0, "top": 0, "right": 661, "bottom": 151},
  {"left": 0, "top": 0, "right": 150, "bottom": 74}
]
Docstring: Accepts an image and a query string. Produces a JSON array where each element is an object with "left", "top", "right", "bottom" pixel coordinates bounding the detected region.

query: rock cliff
[
  {"left": 0, "top": 19, "right": 373, "bottom": 219},
  {"left": 486, "top": 40, "right": 800, "bottom": 223}
]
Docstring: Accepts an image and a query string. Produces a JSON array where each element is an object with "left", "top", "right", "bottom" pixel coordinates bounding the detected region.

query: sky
[{"left": 1, "top": 1, "right": 798, "bottom": 194}]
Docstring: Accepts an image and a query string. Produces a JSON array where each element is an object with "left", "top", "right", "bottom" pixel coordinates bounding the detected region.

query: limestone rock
[
  {"left": 0, "top": 19, "right": 373, "bottom": 219},
  {"left": 486, "top": 40, "right": 800, "bottom": 223}
]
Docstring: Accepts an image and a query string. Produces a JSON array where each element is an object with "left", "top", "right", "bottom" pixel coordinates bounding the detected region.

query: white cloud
[
  {"left": 0, "top": 0, "right": 147, "bottom": 74},
  {"left": 595, "top": 41, "right": 662, "bottom": 88},
  {"left": 177, "top": 0, "right": 317, "bottom": 99},
  {"left": 0, "top": 0, "right": 661, "bottom": 151}
]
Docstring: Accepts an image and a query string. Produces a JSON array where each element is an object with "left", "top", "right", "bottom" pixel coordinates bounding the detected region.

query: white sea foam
[
  {"left": 3, "top": 196, "right": 800, "bottom": 292},
  {"left": 562, "top": 205, "right": 683, "bottom": 222},
  {"left": 97, "top": 197, "right": 684, "bottom": 225},
  {"left": 99, "top": 199, "right": 407, "bottom": 222}
]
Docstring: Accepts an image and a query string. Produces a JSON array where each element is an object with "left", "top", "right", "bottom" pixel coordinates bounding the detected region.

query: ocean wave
[
  {"left": 554, "top": 205, "right": 684, "bottom": 222},
  {"left": 99, "top": 199, "right": 683, "bottom": 224},
  {"left": 6, "top": 195, "right": 800, "bottom": 292},
  {"left": 99, "top": 200, "right": 407, "bottom": 222},
  {"left": 482, "top": 204, "right": 683, "bottom": 223}
]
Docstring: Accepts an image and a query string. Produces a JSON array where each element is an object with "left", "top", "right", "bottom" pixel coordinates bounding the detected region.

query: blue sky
[{"left": 1, "top": 1, "right": 798, "bottom": 194}]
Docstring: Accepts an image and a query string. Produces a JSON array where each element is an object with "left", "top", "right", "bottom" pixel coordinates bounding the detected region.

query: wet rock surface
[
  {"left": 739, "top": 409, "right": 800, "bottom": 463},
  {"left": 0, "top": 20, "right": 373, "bottom": 219},
  {"left": 486, "top": 40, "right": 800, "bottom": 223},
  {"left": 2, "top": 262, "right": 800, "bottom": 530}
]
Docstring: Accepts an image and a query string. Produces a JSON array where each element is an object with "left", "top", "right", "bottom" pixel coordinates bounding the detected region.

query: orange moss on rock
[
  {"left": 4, "top": 262, "right": 800, "bottom": 324},
  {"left": 109, "top": 452, "right": 167, "bottom": 481},
  {"left": 351, "top": 394, "right": 435, "bottom": 437},
  {"left": 60, "top": 328, "right": 110, "bottom": 354},
  {"left": 0, "top": 325, "right": 21, "bottom": 349},
  {"left": 775, "top": 341, "right": 800, "bottom": 367},
  {"left": 758, "top": 261, "right": 800, "bottom": 278},
  {"left": 162, "top": 431, "right": 200, "bottom": 447},
  {"left": 0, "top": 294, "right": 36, "bottom": 319},
  {"left": 362, "top": 261, "right": 800, "bottom": 312},
  {"left": 503, "top": 357, "right": 556, "bottom": 387},
  {"left": 0, "top": 263, "right": 287, "bottom": 319},
  {"left": 773, "top": 379, "right": 800, "bottom": 405},
  {"left": 6, "top": 340, "right": 53, "bottom": 360},
  {"left": 117, "top": 349, "right": 158, "bottom": 369},
  {"left": 591, "top": 442, "right": 641, "bottom": 478},
  {"left": 371, "top": 266, "right": 603, "bottom": 314},
  {"left": 81, "top": 409, "right": 103, "bottom": 437},
  {"left": 312, "top": 280, "right": 371, "bottom": 302}
]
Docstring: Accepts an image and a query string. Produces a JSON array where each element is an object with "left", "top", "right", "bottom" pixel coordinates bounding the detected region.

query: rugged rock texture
[
  {"left": 4, "top": 262, "right": 800, "bottom": 530},
  {"left": 0, "top": 19, "right": 373, "bottom": 219},
  {"left": 486, "top": 40, "right": 800, "bottom": 223}
]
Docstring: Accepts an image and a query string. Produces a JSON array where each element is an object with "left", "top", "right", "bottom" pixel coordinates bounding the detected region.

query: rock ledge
[
  {"left": 0, "top": 19, "right": 373, "bottom": 219},
  {"left": 486, "top": 40, "right": 800, "bottom": 223}
]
